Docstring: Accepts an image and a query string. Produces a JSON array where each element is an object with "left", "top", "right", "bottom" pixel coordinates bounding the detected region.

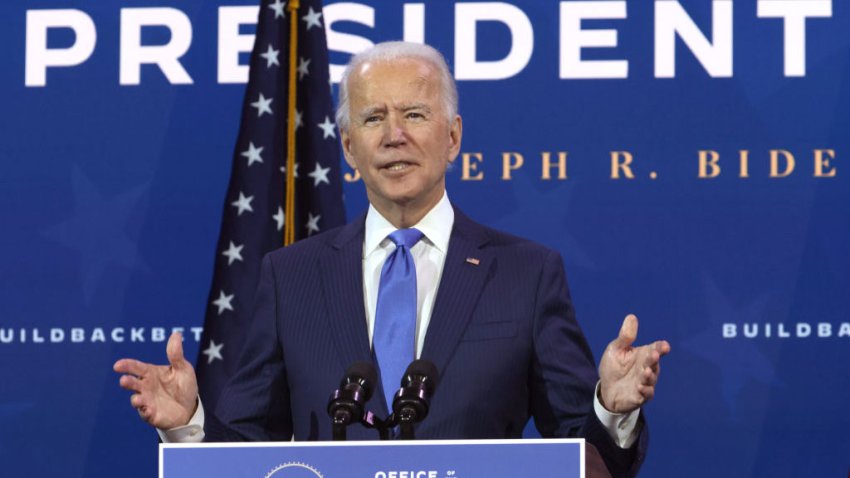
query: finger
[
  {"left": 130, "top": 393, "right": 146, "bottom": 409},
  {"left": 641, "top": 367, "right": 658, "bottom": 386},
  {"left": 649, "top": 358, "right": 660, "bottom": 375},
  {"left": 641, "top": 347, "right": 661, "bottom": 368},
  {"left": 649, "top": 357, "right": 660, "bottom": 374},
  {"left": 114, "top": 358, "right": 151, "bottom": 377},
  {"left": 119, "top": 374, "right": 144, "bottom": 393},
  {"left": 166, "top": 332, "right": 186, "bottom": 369},
  {"left": 614, "top": 314, "right": 638, "bottom": 348},
  {"left": 643, "top": 340, "right": 670, "bottom": 371},
  {"left": 638, "top": 384, "right": 655, "bottom": 402},
  {"left": 136, "top": 403, "right": 153, "bottom": 422}
]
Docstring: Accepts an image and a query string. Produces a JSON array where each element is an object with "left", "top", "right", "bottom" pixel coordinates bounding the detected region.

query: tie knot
[{"left": 388, "top": 228, "right": 423, "bottom": 250}]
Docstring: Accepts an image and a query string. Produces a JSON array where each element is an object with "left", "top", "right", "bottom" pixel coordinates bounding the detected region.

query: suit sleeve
[
  {"left": 528, "top": 250, "right": 646, "bottom": 478},
  {"left": 204, "top": 253, "right": 294, "bottom": 441}
]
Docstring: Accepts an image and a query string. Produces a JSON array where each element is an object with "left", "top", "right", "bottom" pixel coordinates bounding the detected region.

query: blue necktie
[{"left": 374, "top": 228, "right": 423, "bottom": 411}]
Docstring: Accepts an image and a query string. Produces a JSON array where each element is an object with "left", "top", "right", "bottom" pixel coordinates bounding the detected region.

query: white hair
[{"left": 335, "top": 41, "right": 458, "bottom": 132}]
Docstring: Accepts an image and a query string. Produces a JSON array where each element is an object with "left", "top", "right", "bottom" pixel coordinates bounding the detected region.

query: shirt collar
[{"left": 364, "top": 191, "right": 454, "bottom": 256}]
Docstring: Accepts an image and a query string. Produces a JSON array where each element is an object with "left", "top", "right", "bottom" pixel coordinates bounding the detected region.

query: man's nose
[{"left": 382, "top": 115, "right": 407, "bottom": 147}]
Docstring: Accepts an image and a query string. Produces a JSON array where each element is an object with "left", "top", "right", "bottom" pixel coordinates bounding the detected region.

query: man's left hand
[{"left": 598, "top": 314, "right": 671, "bottom": 414}]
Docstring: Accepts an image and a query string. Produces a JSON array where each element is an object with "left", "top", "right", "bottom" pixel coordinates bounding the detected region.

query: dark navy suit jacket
[{"left": 206, "top": 208, "right": 648, "bottom": 477}]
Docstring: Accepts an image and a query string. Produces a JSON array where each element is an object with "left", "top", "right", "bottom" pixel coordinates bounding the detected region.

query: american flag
[{"left": 196, "top": 0, "right": 345, "bottom": 412}]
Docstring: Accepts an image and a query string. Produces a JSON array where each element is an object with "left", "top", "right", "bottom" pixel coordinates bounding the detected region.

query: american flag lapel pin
[{"left": 465, "top": 257, "right": 480, "bottom": 266}]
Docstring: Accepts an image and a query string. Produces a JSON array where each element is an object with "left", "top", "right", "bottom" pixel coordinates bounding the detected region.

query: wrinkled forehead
[{"left": 346, "top": 57, "right": 442, "bottom": 106}]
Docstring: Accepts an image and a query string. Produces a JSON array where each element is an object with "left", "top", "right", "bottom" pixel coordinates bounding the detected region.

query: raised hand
[
  {"left": 113, "top": 332, "right": 199, "bottom": 430},
  {"left": 598, "top": 314, "right": 671, "bottom": 414}
]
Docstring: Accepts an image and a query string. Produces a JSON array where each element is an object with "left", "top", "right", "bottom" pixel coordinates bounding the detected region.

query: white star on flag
[
  {"left": 305, "top": 212, "right": 321, "bottom": 235},
  {"left": 297, "top": 57, "right": 311, "bottom": 80},
  {"left": 212, "top": 290, "right": 234, "bottom": 315},
  {"left": 202, "top": 340, "right": 224, "bottom": 364},
  {"left": 280, "top": 162, "right": 299, "bottom": 177},
  {"left": 302, "top": 7, "right": 323, "bottom": 30},
  {"left": 273, "top": 206, "right": 285, "bottom": 231},
  {"left": 260, "top": 44, "right": 280, "bottom": 68},
  {"left": 294, "top": 109, "right": 303, "bottom": 130},
  {"left": 317, "top": 116, "right": 336, "bottom": 139},
  {"left": 268, "top": 0, "right": 286, "bottom": 19},
  {"left": 222, "top": 241, "right": 244, "bottom": 265},
  {"left": 308, "top": 162, "right": 331, "bottom": 186},
  {"left": 241, "top": 142, "right": 264, "bottom": 166},
  {"left": 231, "top": 192, "right": 254, "bottom": 215},
  {"left": 251, "top": 93, "right": 273, "bottom": 117}
]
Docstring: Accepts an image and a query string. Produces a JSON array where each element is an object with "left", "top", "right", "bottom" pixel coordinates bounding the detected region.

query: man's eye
[
  {"left": 407, "top": 112, "right": 424, "bottom": 120},
  {"left": 364, "top": 116, "right": 381, "bottom": 124}
]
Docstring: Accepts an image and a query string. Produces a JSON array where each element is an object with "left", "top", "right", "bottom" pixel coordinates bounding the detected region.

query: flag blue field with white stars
[{"left": 195, "top": 0, "right": 345, "bottom": 413}]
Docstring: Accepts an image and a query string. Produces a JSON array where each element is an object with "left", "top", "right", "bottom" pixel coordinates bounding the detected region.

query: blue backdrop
[{"left": 1, "top": 1, "right": 848, "bottom": 477}]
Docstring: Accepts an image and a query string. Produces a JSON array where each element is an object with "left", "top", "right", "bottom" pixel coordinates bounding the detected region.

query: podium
[{"left": 160, "top": 439, "right": 587, "bottom": 478}]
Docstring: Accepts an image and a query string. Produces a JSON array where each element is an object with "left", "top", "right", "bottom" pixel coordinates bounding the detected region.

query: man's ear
[
  {"left": 447, "top": 114, "right": 463, "bottom": 163},
  {"left": 341, "top": 129, "right": 357, "bottom": 169}
]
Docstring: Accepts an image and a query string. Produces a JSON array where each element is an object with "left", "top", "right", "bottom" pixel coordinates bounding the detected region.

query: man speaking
[{"left": 114, "top": 42, "right": 670, "bottom": 478}]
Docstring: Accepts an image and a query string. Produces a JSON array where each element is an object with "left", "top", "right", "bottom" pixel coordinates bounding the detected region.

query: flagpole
[
  {"left": 284, "top": 0, "right": 300, "bottom": 246},
  {"left": 197, "top": 0, "right": 345, "bottom": 411}
]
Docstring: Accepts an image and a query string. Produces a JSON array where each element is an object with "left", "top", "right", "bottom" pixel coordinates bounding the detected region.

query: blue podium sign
[{"left": 160, "top": 439, "right": 584, "bottom": 478}]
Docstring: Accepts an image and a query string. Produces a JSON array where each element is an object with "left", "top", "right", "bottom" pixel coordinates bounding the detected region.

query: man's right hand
[{"left": 113, "top": 332, "right": 199, "bottom": 430}]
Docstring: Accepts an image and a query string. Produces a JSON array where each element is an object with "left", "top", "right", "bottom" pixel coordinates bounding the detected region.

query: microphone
[
  {"left": 390, "top": 359, "right": 439, "bottom": 440},
  {"left": 327, "top": 361, "right": 377, "bottom": 440}
]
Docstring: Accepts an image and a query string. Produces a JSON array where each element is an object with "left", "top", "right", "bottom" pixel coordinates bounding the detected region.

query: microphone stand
[
  {"left": 396, "top": 408, "right": 417, "bottom": 440},
  {"left": 332, "top": 407, "right": 391, "bottom": 441},
  {"left": 331, "top": 409, "right": 351, "bottom": 441},
  {"left": 361, "top": 411, "right": 391, "bottom": 440},
  {"left": 378, "top": 404, "right": 421, "bottom": 440}
]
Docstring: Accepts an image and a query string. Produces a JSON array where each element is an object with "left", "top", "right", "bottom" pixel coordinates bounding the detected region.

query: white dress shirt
[
  {"left": 362, "top": 192, "right": 454, "bottom": 358},
  {"left": 161, "top": 191, "right": 640, "bottom": 448}
]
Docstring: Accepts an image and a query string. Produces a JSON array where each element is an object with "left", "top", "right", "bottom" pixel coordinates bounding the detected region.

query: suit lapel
[
  {"left": 421, "top": 209, "right": 493, "bottom": 376},
  {"left": 318, "top": 214, "right": 374, "bottom": 372},
  {"left": 317, "top": 208, "right": 493, "bottom": 414}
]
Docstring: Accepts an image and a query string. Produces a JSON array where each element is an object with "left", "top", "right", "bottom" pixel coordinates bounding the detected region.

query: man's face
[{"left": 341, "top": 58, "right": 462, "bottom": 218}]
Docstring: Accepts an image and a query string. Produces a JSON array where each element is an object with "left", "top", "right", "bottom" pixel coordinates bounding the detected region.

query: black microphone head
[
  {"left": 328, "top": 361, "right": 378, "bottom": 425},
  {"left": 342, "top": 361, "right": 378, "bottom": 401},
  {"left": 400, "top": 359, "right": 439, "bottom": 395},
  {"left": 391, "top": 359, "right": 440, "bottom": 421}
]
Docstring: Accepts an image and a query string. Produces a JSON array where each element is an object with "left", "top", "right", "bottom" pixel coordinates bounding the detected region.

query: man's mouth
[{"left": 382, "top": 161, "right": 413, "bottom": 172}]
